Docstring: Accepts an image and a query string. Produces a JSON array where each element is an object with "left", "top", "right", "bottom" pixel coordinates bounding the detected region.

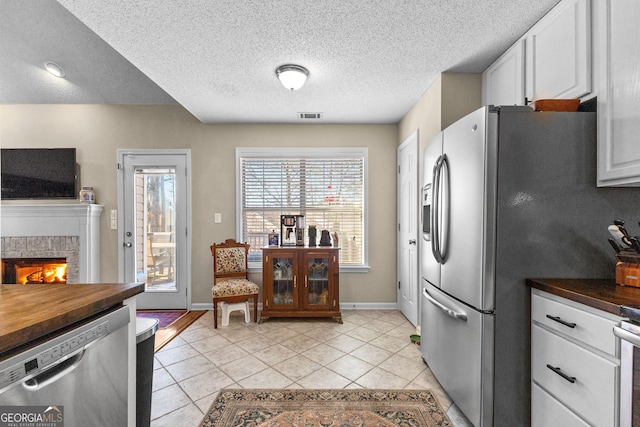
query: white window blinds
[{"left": 237, "top": 148, "right": 367, "bottom": 266}]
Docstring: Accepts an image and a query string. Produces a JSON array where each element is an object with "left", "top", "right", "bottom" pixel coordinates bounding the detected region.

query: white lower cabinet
[
  {"left": 531, "top": 288, "right": 621, "bottom": 426},
  {"left": 532, "top": 383, "right": 589, "bottom": 427}
]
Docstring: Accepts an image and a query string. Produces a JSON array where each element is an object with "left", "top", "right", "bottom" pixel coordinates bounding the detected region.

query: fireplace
[
  {"left": 0, "top": 204, "right": 103, "bottom": 283},
  {"left": 2, "top": 258, "right": 68, "bottom": 284}
]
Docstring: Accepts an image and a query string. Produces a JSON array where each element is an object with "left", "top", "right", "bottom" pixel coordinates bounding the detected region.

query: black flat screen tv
[{"left": 1, "top": 148, "right": 78, "bottom": 200}]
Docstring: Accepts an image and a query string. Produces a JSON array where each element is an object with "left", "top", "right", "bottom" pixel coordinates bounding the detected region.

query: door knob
[{"left": 409, "top": 239, "right": 417, "bottom": 245}]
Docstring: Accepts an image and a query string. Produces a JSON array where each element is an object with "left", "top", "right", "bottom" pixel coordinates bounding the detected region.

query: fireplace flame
[{"left": 16, "top": 263, "right": 67, "bottom": 284}]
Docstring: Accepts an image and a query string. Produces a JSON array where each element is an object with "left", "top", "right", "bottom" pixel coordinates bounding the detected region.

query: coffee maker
[{"left": 280, "top": 215, "right": 305, "bottom": 246}]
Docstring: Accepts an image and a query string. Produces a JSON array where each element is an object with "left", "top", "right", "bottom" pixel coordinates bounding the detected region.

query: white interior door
[
  {"left": 117, "top": 150, "right": 191, "bottom": 309},
  {"left": 397, "top": 131, "right": 419, "bottom": 325}
]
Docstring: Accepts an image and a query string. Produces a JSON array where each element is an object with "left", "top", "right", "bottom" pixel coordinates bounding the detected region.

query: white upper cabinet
[
  {"left": 596, "top": 0, "right": 640, "bottom": 186},
  {"left": 482, "top": 40, "right": 525, "bottom": 106},
  {"left": 525, "top": 0, "right": 592, "bottom": 101},
  {"left": 482, "top": 0, "right": 592, "bottom": 106}
]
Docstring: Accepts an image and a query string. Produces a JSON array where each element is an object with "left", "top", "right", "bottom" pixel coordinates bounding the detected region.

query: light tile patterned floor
[{"left": 149, "top": 309, "right": 473, "bottom": 427}]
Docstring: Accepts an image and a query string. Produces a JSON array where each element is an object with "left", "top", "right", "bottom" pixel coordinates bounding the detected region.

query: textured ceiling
[{"left": 1, "top": 0, "right": 561, "bottom": 124}]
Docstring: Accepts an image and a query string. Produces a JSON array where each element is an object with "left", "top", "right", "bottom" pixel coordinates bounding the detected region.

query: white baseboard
[{"left": 190, "top": 302, "right": 398, "bottom": 311}]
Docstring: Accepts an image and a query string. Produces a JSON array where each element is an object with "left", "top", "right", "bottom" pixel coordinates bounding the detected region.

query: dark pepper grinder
[{"left": 308, "top": 225, "right": 317, "bottom": 247}]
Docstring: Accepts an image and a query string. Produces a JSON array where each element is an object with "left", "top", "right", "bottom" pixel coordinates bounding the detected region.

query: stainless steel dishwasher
[{"left": 0, "top": 305, "right": 130, "bottom": 427}]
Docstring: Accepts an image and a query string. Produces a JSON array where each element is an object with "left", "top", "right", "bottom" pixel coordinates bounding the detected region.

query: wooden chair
[{"left": 210, "top": 239, "right": 259, "bottom": 328}]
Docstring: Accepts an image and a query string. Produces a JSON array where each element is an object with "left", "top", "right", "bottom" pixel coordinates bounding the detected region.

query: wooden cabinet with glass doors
[{"left": 260, "top": 247, "right": 341, "bottom": 323}]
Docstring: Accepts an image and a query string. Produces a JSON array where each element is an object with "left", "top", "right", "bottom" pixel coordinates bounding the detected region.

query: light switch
[
  {"left": 214, "top": 213, "right": 222, "bottom": 224},
  {"left": 110, "top": 210, "right": 118, "bottom": 230}
]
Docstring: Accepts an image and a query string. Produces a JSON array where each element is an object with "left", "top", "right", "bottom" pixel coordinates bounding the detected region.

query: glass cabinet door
[
  {"left": 305, "top": 255, "right": 330, "bottom": 308},
  {"left": 272, "top": 256, "right": 295, "bottom": 307}
]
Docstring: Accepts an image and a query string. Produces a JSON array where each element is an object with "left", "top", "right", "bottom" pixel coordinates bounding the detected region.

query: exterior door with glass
[{"left": 117, "top": 150, "right": 191, "bottom": 309}]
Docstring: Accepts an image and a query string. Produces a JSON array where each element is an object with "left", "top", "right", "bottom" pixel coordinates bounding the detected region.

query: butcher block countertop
[
  {"left": 0, "top": 283, "right": 144, "bottom": 355},
  {"left": 527, "top": 278, "right": 640, "bottom": 316}
]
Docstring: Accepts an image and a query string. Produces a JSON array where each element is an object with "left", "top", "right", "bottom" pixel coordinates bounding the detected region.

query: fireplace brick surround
[{"left": 1, "top": 204, "right": 103, "bottom": 283}]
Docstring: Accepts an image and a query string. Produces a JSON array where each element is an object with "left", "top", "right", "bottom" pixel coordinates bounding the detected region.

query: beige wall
[
  {"left": 0, "top": 104, "right": 398, "bottom": 305},
  {"left": 399, "top": 72, "right": 482, "bottom": 151}
]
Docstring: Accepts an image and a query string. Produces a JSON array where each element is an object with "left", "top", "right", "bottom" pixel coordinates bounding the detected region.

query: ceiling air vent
[{"left": 298, "top": 112, "right": 322, "bottom": 120}]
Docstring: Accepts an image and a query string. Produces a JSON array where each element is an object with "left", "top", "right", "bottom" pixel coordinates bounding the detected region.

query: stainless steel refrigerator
[{"left": 420, "top": 105, "right": 638, "bottom": 426}]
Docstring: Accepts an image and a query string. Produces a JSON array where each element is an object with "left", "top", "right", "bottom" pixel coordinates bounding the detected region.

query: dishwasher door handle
[
  {"left": 614, "top": 325, "right": 640, "bottom": 347},
  {"left": 23, "top": 350, "right": 85, "bottom": 391},
  {"left": 423, "top": 288, "right": 467, "bottom": 321}
]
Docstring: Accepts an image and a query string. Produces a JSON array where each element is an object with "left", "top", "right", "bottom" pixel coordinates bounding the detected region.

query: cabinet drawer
[
  {"left": 531, "top": 292, "right": 619, "bottom": 356},
  {"left": 532, "top": 324, "right": 618, "bottom": 427},
  {"left": 532, "top": 383, "right": 589, "bottom": 427}
]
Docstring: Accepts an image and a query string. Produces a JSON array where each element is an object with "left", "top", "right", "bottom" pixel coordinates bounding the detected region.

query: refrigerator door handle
[
  {"left": 431, "top": 154, "right": 449, "bottom": 264},
  {"left": 431, "top": 156, "right": 442, "bottom": 262},
  {"left": 423, "top": 288, "right": 467, "bottom": 321},
  {"left": 439, "top": 154, "right": 449, "bottom": 261}
]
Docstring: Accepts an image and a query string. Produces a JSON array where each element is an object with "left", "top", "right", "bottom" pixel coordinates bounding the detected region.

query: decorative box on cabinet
[
  {"left": 261, "top": 246, "right": 341, "bottom": 323},
  {"left": 596, "top": 0, "right": 640, "bottom": 186},
  {"left": 531, "top": 288, "right": 621, "bottom": 427}
]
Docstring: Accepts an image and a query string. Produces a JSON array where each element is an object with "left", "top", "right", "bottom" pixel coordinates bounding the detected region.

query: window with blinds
[{"left": 237, "top": 148, "right": 367, "bottom": 267}]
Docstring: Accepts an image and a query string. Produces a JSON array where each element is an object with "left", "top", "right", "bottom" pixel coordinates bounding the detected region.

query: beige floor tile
[
  {"left": 253, "top": 344, "right": 297, "bottom": 365},
  {"left": 218, "top": 354, "right": 269, "bottom": 382},
  {"left": 194, "top": 391, "right": 220, "bottom": 415},
  {"left": 178, "top": 325, "right": 219, "bottom": 343},
  {"left": 354, "top": 366, "right": 410, "bottom": 389},
  {"left": 296, "top": 367, "right": 352, "bottom": 389},
  {"left": 236, "top": 334, "right": 278, "bottom": 353},
  {"left": 325, "top": 354, "right": 374, "bottom": 381},
  {"left": 189, "top": 334, "right": 233, "bottom": 354},
  {"left": 202, "top": 344, "right": 249, "bottom": 366},
  {"left": 214, "top": 326, "right": 261, "bottom": 343},
  {"left": 280, "top": 334, "right": 321, "bottom": 353},
  {"left": 157, "top": 335, "right": 187, "bottom": 352},
  {"left": 149, "top": 310, "right": 468, "bottom": 427},
  {"left": 152, "top": 367, "right": 175, "bottom": 392},
  {"left": 272, "top": 355, "right": 322, "bottom": 381},
  {"left": 369, "top": 333, "right": 410, "bottom": 353},
  {"left": 361, "top": 319, "right": 398, "bottom": 334},
  {"left": 155, "top": 344, "right": 200, "bottom": 367},
  {"left": 260, "top": 326, "right": 301, "bottom": 342},
  {"left": 301, "top": 343, "right": 345, "bottom": 365},
  {"left": 238, "top": 367, "right": 294, "bottom": 389},
  {"left": 344, "top": 325, "right": 383, "bottom": 342},
  {"left": 164, "top": 354, "right": 217, "bottom": 382},
  {"left": 378, "top": 353, "right": 427, "bottom": 381},
  {"left": 324, "top": 334, "right": 366, "bottom": 353},
  {"left": 150, "top": 403, "right": 204, "bottom": 427},
  {"left": 150, "top": 383, "right": 192, "bottom": 420},
  {"left": 349, "top": 343, "right": 393, "bottom": 365},
  {"left": 179, "top": 367, "right": 235, "bottom": 402}
]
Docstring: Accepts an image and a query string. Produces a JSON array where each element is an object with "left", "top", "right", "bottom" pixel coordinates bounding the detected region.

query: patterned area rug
[
  {"left": 200, "top": 389, "right": 452, "bottom": 427},
  {"left": 136, "top": 310, "right": 187, "bottom": 328}
]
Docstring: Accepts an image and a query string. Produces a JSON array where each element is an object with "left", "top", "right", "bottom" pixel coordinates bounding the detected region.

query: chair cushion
[
  {"left": 212, "top": 278, "right": 259, "bottom": 297},
  {"left": 215, "top": 247, "right": 247, "bottom": 274}
]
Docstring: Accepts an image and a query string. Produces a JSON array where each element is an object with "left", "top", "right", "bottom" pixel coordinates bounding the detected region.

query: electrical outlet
[{"left": 214, "top": 213, "right": 222, "bottom": 224}]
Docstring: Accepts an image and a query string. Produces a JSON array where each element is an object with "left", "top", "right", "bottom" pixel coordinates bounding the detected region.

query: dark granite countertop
[{"left": 527, "top": 278, "right": 640, "bottom": 319}]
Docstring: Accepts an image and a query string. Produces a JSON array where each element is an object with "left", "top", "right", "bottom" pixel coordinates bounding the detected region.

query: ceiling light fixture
[
  {"left": 276, "top": 64, "right": 308, "bottom": 91},
  {"left": 44, "top": 61, "right": 65, "bottom": 78}
]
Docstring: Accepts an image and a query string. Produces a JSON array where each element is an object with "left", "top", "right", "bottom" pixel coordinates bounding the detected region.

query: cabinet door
[
  {"left": 597, "top": 0, "right": 640, "bottom": 186},
  {"left": 264, "top": 250, "right": 298, "bottom": 310},
  {"left": 525, "top": 0, "right": 591, "bottom": 101},
  {"left": 482, "top": 40, "right": 525, "bottom": 106},
  {"left": 301, "top": 250, "right": 337, "bottom": 311}
]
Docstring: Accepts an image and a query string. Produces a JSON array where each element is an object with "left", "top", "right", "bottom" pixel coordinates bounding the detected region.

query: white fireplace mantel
[{"left": 1, "top": 204, "right": 103, "bottom": 282}]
